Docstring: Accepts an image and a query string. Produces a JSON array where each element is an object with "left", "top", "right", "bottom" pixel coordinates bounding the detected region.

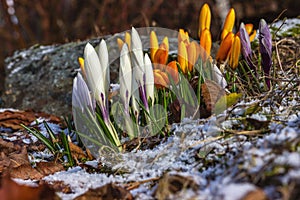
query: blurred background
[{"left": 0, "top": 0, "right": 299, "bottom": 93}]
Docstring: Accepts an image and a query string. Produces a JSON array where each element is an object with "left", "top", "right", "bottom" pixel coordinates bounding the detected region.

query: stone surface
[{"left": 1, "top": 38, "right": 102, "bottom": 117}]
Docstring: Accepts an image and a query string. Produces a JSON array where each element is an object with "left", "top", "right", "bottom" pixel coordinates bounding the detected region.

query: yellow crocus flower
[
  {"left": 199, "top": 28, "right": 212, "bottom": 62},
  {"left": 198, "top": 3, "right": 211, "bottom": 39},
  {"left": 178, "top": 41, "right": 188, "bottom": 74},
  {"left": 221, "top": 8, "right": 235, "bottom": 40},
  {"left": 150, "top": 31, "right": 159, "bottom": 62},
  {"left": 117, "top": 32, "right": 131, "bottom": 51},
  {"left": 228, "top": 35, "right": 241, "bottom": 69}
]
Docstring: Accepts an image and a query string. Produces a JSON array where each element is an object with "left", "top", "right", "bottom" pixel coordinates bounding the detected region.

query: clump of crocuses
[{"left": 239, "top": 18, "right": 273, "bottom": 89}]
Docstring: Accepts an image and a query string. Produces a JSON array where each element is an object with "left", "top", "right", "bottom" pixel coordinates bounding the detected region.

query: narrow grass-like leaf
[{"left": 21, "top": 124, "right": 56, "bottom": 153}]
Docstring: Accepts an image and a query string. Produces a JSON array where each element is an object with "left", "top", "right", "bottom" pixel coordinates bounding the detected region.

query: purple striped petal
[
  {"left": 239, "top": 23, "right": 255, "bottom": 71},
  {"left": 259, "top": 19, "right": 272, "bottom": 88}
]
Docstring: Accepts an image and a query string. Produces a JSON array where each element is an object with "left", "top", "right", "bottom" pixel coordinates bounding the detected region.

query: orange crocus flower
[
  {"left": 153, "top": 37, "right": 169, "bottom": 69},
  {"left": 216, "top": 32, "right": 234, "bottom": 62},
  {"left": 153, "top": 61, "right": 179, "bottom": 89}
]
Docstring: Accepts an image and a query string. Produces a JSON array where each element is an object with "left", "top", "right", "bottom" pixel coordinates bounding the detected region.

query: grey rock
[{"left": 1, "top": 38, "right": 103, "bottom": 117}]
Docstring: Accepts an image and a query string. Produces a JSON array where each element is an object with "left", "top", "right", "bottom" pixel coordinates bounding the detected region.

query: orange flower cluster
[
  {"left": 216, "top": 8, "right": 256, "bottom": 69},
  {"left": 150, "top": 31, "right": 179, "bottom": 88}
]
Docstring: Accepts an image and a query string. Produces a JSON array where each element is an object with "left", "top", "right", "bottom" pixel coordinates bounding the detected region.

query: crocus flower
[
  {"left": 131, "top": 27, "right": 154, "bottom": 110},
  {"left": 216, "top": 32, "right": 234, "bottom": 62},
  {"left": 98, "top": 40, "right": 110, "bottom": 94},
  {"left": 84, "top": 43, "right": 108, "bottom": 118},
  {"left": 152, "top": 35, "right": 169, "bottom": 69},
  {"left": 199, "top": 28, "right": 211, "bottom": 62},
  {"left": 117, "top": 31, "right": 131, "bottom": 50},
  {"left": 221, "top": 8, "right": 235, "bottom": 40},
  {"left": 72, "top": 73, "right": 117, "bottom": 153},
  {"left": 154, "top": 61, "right": 179, "bottom": 89},
  {"left": 243, "top": 24, "right": 257, "bottom": 42},
  {"left": 119, "top": 44, "right": 132, "bottom": 113},
  {"left": 228, "top": 35, "right": 241, "bottom": 70},
  {"left": 177, "top": 29, "right": 199, "bottom": 73},
  {"left": 84, "top": 42, "right": 120, "bottom": 147},
  {"left": 239, "top": 23, "right": 255, "bottom": 71},
  {"left": 72, "top": 73, "right": 94, "bottom": 114},
  {"left": 78, "top": 57, "right": 85, "bottom": 77},
  {"left": 150, "top": 31, "right": 159, "bottom": 62},
  {"left": 178, "top": 40, "right": 188, "bottom": 74},
  {"left": 259, "top": 19, "right": 272, "bottom": 88},
  {"left": 198, "top": 3, "right": 211, "bottom": 39}
]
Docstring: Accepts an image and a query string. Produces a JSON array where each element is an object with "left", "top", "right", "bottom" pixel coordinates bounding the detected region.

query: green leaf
[{"left": 214, "top": 93, "right": 242, "bottom": 114}]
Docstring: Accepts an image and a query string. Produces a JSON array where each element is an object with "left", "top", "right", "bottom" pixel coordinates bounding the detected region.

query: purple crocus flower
[
  {"left": 239, "top": 23, "right": 255, "bottom": 72},
  {"left": 259, "top": 19, "right": 272, "bottom": 88}
]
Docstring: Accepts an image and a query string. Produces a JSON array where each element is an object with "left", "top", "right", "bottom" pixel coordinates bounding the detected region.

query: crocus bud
[
  {"left": 221, "top": 8, "right": 235, "bottom": 40},
  {"left": 259, "top": 19, "right": 272, "bottom": 88},
  {"left": 239, "top": 23, "right": 255, "bottom": 71}
]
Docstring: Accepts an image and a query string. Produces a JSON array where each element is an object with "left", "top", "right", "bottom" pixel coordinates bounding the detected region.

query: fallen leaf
[
  {"left": 155, "top": 173, "right": 199, "bottom": 200},
  {"left": 0, "top": 174, "right": 60, "bottom": 200},
  {"left": 0, "top": 109, "right": 61, "bottom": 131},
  {"left": 35, "top": 161, "right": 65, "bottom": 176},
  {"left": 201, "top": 80, "right": 226, "bottom": 113},
  {"left": 214, "top": 93, "right": 242, "bottom": 114},
  {"left": 241, "top": 188, "right": 269, "bottom": 200},
  {"left": 74, "top": 183, "right": 133, "bottom": 200},
  {"left": 9, "top": 164, "right": 44, "bottom": 180}
]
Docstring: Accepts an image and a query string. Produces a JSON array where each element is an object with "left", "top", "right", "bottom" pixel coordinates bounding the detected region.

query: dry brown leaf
[
  {"left": 9, "top": 164, "right": 44, "bottom": 180},
  {"left": 241, "top": 188, "right": 269, "bottom": 200},
  {"left": 155, "top": 173, "right": 199, "bottom": 200},
  {"left": 35, "top": 161, "right": 65, "bottom": 176},
  {"left": 0, "top": 174, "right": 60, "bottom": 200},
  {"left": 201, "top": 80, "right": 226, "bottom": 113},
  {"left": 0, "top": 109, "right": 62, "bottom": 131},
  {"left": 74, "top": 183, "right": 133, "bottom": 200}
]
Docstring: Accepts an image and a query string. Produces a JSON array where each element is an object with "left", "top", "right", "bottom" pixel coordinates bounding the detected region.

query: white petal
[
  {"left": 131, "top": 27, "right": 144, "bottom": 86},
  {"left": 120, "top": 44, "right": 132, "bottom": 106},
  {"left": 212, "top": 64, "right": 227, "bottom": 88},
  {"left": 144, "top": 53, "right": 154, "bottom": 104},
  {"left": 98, "top": 40, "right": 110, "bottom": 93},
  {"left": 72, "top": 73, "right": 94, "bottom": 113},
  {"left": 84, "top": 43, "right": 105, "bottom": 105}
]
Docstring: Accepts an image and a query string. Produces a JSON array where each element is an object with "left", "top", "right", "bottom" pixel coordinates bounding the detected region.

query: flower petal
[
  {"left": 198, "top": 3, "right": 211, "bottom": 39},
  {"left": 228, "top": 35, "right": 241, "bottom": 70},
  {"left": 98, "top": 39, "right": 110, "bottom": 94},
  {"left": 178, "top": 41, "right": 188, "bottom": 74},
  {"left": 221, "top": 8, "right": 235, "bottom": 40},
  {"left": 216, "top": 32, "right": 234, "bottom": 62},
  {"left": 150, "top": 31, "right": 159, "bottom": 62},
  {"left": 120, "top": 44, "right": 132, "bottom": 110},
  {"left": 144, "top": 53, "right": 154, "bottom": 104},
  {"left": 199, "top": 28, "right": 211, "bottom": 62}
]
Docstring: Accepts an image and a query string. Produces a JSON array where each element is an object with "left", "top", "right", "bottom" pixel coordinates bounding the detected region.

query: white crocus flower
[
  {"left": 144, "top": 53, "right": 154, "bottom": 105},
  {"left": 72, "top": 73, "right": 94, "bottom": 114},
  {"left": 119, "top": 44, "right": 132, "bottom": 112},
  {"left": 98, "top": 40, "right": 110, "bottom": 94},
  {"left": 212, "top": 64, "right": 227, "bottom": 89},
  {"left": 84, "top": 43, "right": 106, "bottom": 108}
]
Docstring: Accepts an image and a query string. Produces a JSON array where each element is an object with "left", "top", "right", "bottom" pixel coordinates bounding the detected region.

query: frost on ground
[{"left": 43, "top": 85, "right": 300, "bottom": 200}]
